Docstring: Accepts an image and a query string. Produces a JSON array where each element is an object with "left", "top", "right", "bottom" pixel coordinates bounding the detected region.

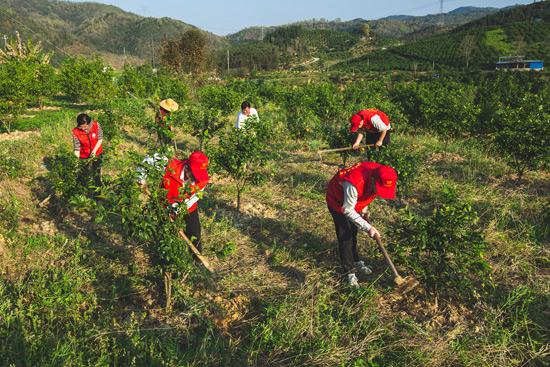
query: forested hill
[
  {"left": 0, "top": 0, "right": 225, "bottom": 65},
  {"left": 226, "top": 6, "right": 499, "bottom": 42},
  {"left": 334, "top": 1, "right": 550, "bottom": 72}
]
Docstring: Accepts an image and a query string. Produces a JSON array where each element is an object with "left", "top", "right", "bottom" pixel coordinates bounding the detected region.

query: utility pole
[
  {"left": 227, "top": 49, "right": 230, "bottom": 73},
  {"left": 2, "top": 34, "right": 7, "bottom": 50},
  {"left": 150, "top": 40, "right": 155, "bottom": 68},
  {"left": 439, "top": 0, "right": 445, "bottom": 26}
]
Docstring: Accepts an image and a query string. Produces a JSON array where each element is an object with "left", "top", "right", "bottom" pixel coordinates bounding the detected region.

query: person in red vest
[
  {"left": 163, "top": 151, "right": 209, "bottom": 253},
  {"left": 326, "top": 162, "right": 398, "bottom": 287},
  {"left": 72, "top": 113, "right": 103, "bottom": 187},
  {"left": 350, "top": 109, "right": 392, "bottom": 150}
]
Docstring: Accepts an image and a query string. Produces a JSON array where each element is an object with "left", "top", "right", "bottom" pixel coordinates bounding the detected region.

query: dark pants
[
  {"left": 365, "top": 130, "right": 390, "bottom": 160},
  {"left": 329, "top": 207, "right": 360, "bottom": 274},
  {"left": 185, "top": 208, "right": 202, "bottom": 253}
]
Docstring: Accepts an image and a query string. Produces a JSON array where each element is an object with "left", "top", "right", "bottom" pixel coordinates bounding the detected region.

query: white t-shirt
[{"left": 235, "top": 108, "right": 259, "bottom": 129}]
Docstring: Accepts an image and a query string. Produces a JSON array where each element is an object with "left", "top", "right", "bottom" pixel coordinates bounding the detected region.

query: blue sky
[{"left": 68, "top": 0, "right": 535, "bottom": 35}]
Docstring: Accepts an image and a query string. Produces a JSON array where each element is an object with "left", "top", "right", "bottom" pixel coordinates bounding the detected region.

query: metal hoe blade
[{"left": 374, "top": 235, "right": 420, "bottom": 294}]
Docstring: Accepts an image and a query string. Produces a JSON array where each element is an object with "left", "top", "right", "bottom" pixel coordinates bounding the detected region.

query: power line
[{"left": 0, "top": 6, "right": 71, "bottom": 57}]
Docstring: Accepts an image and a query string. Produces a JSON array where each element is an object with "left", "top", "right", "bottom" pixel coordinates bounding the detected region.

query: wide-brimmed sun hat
[{"left": 159, "top": 98, "right": 179, "bottom": 113}]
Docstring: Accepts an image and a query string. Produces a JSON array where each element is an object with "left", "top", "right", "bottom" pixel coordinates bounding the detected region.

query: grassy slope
[{"left": 0, "top": 96, "right": 548, "bottom": 365}]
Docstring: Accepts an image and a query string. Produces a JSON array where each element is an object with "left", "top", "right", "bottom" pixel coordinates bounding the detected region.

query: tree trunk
[
  {"left": 237, "top": 188, "right": 241, "bottom": 212},
  {"left": 164, "top": 271, "right": 173, "bottom": 313}
]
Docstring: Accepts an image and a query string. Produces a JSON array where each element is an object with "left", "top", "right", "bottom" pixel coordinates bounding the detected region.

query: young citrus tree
[
  {"left": 212, "top": 116, "right": 273, "bottom": 211},
  {"left": 59, "top": 56, "right": 115, "bottom": 104},
  {"left": 418, "top": 80, "right": 479, "bottom": 151},
  {"left": 389, "top": 186, "right": 491, "bottom": 300},
  {"left": 492, "top": 93, "right": 550, "bottom": 180}
]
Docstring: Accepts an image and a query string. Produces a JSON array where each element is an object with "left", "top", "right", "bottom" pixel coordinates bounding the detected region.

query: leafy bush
[
  {"left": 180, "top": 103, "right": 225, "bottom": 150},
  {"left": 389, "top": 187, "right": 491, "bottom": 300},
  {"left": 0, "top": 152, "right": 23, "bottom": 179},
  {"left": 376, "top": 144, "right": 424, "bottom": 198},
  {"left": 0, "top": 60, "right": 57, "bottom": 132},
  {"left": 417, "top": 80, "right": 479, "bottom": 147},
  {"left": 491, "top": 93, "right": 549, "bottom": 180},
  {"left": 197, "top": 85, "right": 240, "bottom": 116},
  {"left": 212, "top": 116, "right": 273, "bottom": 210},
  {"left": 46, "top": 148, "right": 98, "bottom": 204},
  {"left": 59, "top": 56, "right": 115, "bottom": 103},
  {"left": 117, "top": 65, "right": 189, "bottom": 103}
]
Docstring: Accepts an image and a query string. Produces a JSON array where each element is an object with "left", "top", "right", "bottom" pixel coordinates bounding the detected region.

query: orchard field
[{"left": 0, "top": 50, "right": 549, "bottom": 366}]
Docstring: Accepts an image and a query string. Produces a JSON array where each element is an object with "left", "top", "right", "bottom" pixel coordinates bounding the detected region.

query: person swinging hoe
[
  {"left": 326, "top": 161, "right": 398, "bottom": 287},
  {"left": 163, "top": 151, "right": 210, "bottom": 260},
  {"left": 350, "top": 109, "right": 392, "bottom": 153}
]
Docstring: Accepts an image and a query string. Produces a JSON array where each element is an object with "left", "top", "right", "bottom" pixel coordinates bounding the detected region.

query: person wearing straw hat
[
  {"left": 163, "top": 151, "right": 210, "bottom": 254},
  {"left": 156, "top": 98, "right": 179, "bottom": 147},
  {"left": 350, "top": 109, "right": 392, "bottom": 150},
  {"left": 326, "top": 161, "right": 398, "bottom": 287}
]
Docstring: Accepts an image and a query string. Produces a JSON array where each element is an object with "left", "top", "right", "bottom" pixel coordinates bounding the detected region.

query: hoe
[{"left": 372, "top": 234, "right": 419, "bottom": 295}]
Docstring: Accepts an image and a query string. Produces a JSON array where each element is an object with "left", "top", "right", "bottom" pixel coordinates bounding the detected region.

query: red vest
[
  {"left": 72, "top": 121, "right": 103, "bottom": 159},
  {"left": 326, "top": 162, "right": 381, "bottom": 214},
  {"left": 358, "top": 109, "right": 390, "bottom": 132},
  {"left": 163, "top": 159, "right": 208, "bottom": 213}
]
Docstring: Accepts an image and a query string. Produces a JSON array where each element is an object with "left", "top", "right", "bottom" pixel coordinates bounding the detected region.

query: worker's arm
[
  {"left": 375, "top": 130, "right": 387, "bottom": 147},
  {"left": 352, "top": 132, "right": 364, "bottom": 150},
  {"left": 91, "top": 124, "right": 103, "bottom": 157},
  {"left": 371, "top": 114, "right": 389, "bottom": 147},
  {"left": 72, "top": 134, "right": 81, "bottom": 158},
  {"left": 342, "top": 181, "right": 380, "bottom": 238}
]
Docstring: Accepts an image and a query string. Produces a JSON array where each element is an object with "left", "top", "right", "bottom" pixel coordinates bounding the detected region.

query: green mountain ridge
[
  {"left": 334, "top": 1, "right": 550, "bottom": 72},
  {"left": 226, "top": 6, "right": 500, "bottom": 43},
  {"left": 0, "top": 0, "right": 226, "bottom": 65}
]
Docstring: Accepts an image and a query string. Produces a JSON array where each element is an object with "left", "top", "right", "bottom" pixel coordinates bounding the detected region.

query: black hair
[
  {"left": 76, "top": 113, "right": 92, "bottom": 127},
  {"left": 241, "top": 101, "right": 251, "bottom": 110}
]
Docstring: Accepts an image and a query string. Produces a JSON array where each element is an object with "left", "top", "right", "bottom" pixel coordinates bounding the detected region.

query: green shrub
[
  {"left": 212, "top": 116, "right": 274, "bottom": 210},
  {"left": 197, "top": 85, "right": 240, "bottom": 116},
  {"left": 0, "top": 152, "right": 23, "bottom": 179},
  {"left": 491, "top": 93, "right": 550, "bottom": 180},
  {"left": 375, "top": 144, "right": 424, "bottom": 198},
  {"left": 46, "top": 148, "right": 97, "bottom": 204},
  {"left": 180, "top": 103, "right": 225, "bottom": 150},
  {"left": 389, "top": 187, "right": 491, "bottom": 300},
  {"left": 59, "top": 56, "right": 115, "bottom": 103}
]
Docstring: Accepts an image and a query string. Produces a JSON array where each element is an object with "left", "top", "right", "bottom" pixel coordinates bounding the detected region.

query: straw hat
[{"left": 159, "top": 99, "right": 179, "bottom": 113}]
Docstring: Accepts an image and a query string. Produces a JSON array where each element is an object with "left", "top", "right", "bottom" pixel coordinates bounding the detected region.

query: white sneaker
[
  {"left": 347, "top": 273, "right": 360, "bottom": 288},
  {"left": 354, "top": 261, "right": 372, "bottom": 275}
]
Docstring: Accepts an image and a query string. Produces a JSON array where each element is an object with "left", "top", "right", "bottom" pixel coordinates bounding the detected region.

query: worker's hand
[
  {"left": 367, "top": 226, "right": 380, "bottom": 239},
  {"left": 352, "top": 142, "right": 361, "bottom": 150},
  {"left": 375, "top": 140, "right": 383, "bottom": 147}
]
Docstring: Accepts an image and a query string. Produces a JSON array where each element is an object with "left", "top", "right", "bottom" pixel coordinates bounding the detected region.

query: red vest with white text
[
  {"left": 71, "top": 120, "right": 103, "bottom": 159},
  {"left": 326, "top": 162, "right": 381, "bottom": 214},
  {"left": 163, "top": 159, "right": 208, "bottom": 213}
]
